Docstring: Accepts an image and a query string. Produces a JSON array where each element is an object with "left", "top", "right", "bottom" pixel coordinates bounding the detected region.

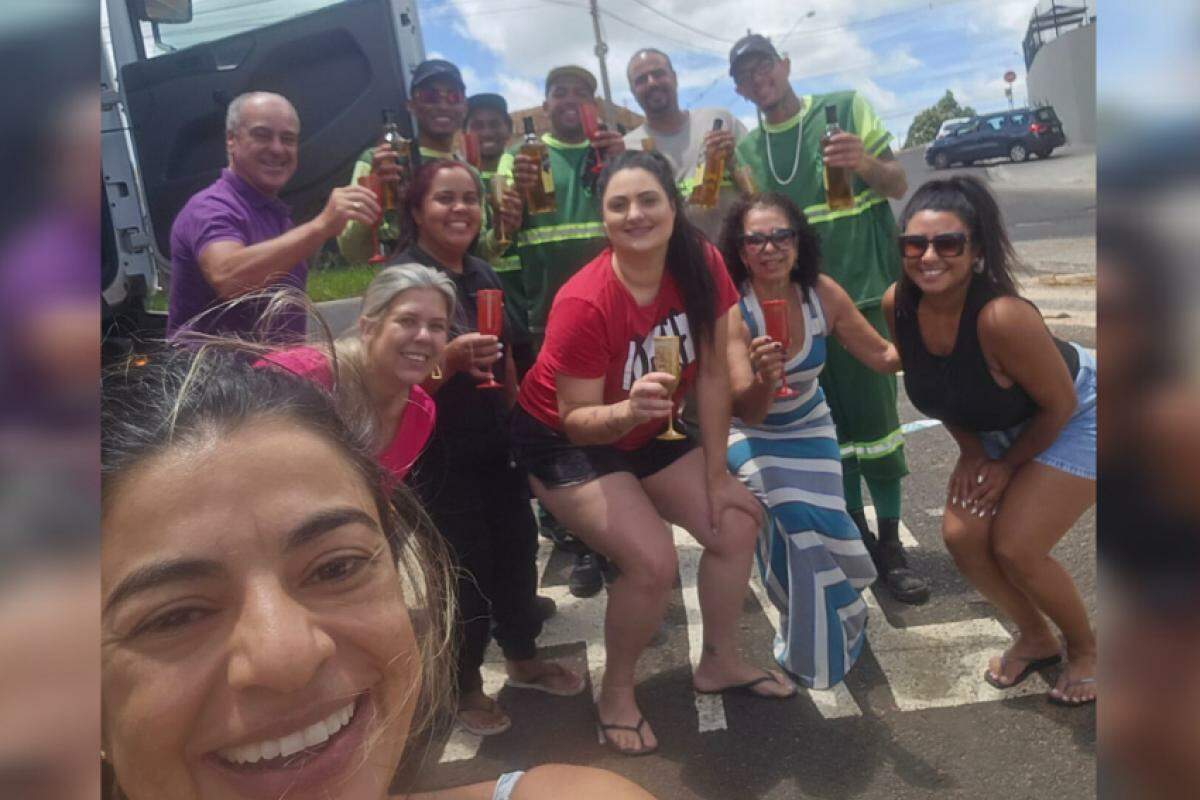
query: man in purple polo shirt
[{"left": 167, "top": 91, "right": 381, "bottom": 338}]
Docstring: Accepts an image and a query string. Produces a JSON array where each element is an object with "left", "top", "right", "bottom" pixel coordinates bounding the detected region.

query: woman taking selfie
[
  {"left": 512, "top": 151, "right": 794, "bottom": 757},
  {"left": 100, "top": 348, "right": 654, "bottom": 799},
  {"left": 394, "top": 160, "right": 583, "bottom": 736},
  {"left": 883, "top": 175, "right": 1096, "bottom": 706},
  {"left": 719, "top": 193, "right": 898, "bottom": 689}
]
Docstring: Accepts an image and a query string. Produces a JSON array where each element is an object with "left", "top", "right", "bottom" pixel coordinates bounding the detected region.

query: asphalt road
[
  {"left": 892, "top": 146, "right": 1097, "bottom": 242},
  {"left": 414, "top": 374, "right": 1097, "bottom": 799}
]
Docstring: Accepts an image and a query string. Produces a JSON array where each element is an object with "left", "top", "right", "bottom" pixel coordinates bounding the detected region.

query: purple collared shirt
[{"left": 166, "top": 168, "right": 307, "bottom": 339}]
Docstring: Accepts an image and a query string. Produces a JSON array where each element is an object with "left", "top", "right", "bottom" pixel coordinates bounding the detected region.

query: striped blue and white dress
[{"left": 726, "top": 284, "right": 877, "bottom": 689}]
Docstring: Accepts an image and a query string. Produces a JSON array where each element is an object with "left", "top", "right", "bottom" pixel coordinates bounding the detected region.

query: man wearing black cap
[
  {"left": 337, "top": 60, "right": 518, "bottom": 263},
  {"left": 466, "top": 92, "right": 514, "bottom": 179},
  {"left": 730, "top": 33, "right": 930, "bottom": 605},
  {"left": 500, "top": 65, "right": 625, "bottom": 598}
]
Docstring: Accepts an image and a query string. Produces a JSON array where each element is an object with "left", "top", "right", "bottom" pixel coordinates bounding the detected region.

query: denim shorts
[
  {"left": 510, "top": 404, "right": 696, "bottom": 488},
  {"left": 979, "top": 343, "right": 1096, "bottom": 480}
]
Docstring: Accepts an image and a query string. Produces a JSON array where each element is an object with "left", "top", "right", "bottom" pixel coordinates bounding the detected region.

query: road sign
[{"left": 1004, "top": 70, "right": 1017, "bottom": 83}]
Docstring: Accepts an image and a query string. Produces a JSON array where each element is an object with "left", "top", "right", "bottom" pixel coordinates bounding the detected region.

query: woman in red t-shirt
[
  {"left": 512, "top": 151, "right": 797, "bottom": 756},
  {"left": 260, "top": 263, "right": 450, "bottom": 483}
]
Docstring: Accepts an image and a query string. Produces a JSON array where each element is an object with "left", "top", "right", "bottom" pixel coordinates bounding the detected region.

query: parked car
[
  {"left": 928, "top": 116, "right": 971, "bottom": 149},
  {"left": 925, "top": 106, "right": 1067, "bottom": 169}
]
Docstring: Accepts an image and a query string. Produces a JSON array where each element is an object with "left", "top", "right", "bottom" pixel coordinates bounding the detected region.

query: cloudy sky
[
  {"left": 421, "top": 0, "right": 1095, "bottom": 146},
  {"left": 107, "top": 0, "right": 1099, "bottom": 147}
]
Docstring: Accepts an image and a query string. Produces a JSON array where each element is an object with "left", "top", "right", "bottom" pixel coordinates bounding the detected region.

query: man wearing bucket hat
[{"left": 730, "top": 32, "right": 929, "bottom": 605}]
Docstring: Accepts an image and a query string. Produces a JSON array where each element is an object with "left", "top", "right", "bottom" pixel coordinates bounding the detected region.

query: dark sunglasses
[
  {"left": 898, "top": 232, "right": 969, "bottom": 259},
  {"left": 739, "top": 228, "right": 796, "bottom": 252},
  {"left": 412, "top": 86, "right": 464, "bottom": 105}
]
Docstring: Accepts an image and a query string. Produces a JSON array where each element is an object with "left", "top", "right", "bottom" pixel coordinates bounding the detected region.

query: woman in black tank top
[{"left": 882, "top": 176, "right": 1096, "bottom": 707}]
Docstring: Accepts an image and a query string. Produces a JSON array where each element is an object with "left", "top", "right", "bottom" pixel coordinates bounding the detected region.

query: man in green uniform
[
  {"left": 503, "top": 65, "right": 625, "bottom": 597},
  {"left": 730, "top": 33, "right": 929, "bottom": 604},
  {"left": 337, "top": 60, "right": 516, "bottom": 264},
  {"left": 465, "top": 92, "right": 532, "bottom": 373}
]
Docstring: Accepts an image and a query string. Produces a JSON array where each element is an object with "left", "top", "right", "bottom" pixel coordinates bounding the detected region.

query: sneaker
[
  {"left": 569, "top": 552, "right": 605, "bottom": 598},
  {"left": 533, "top": 594, "right": 557, "bottom": 622},
  {"left": 868, "top": 538, "right": 930, "bottom": 605}
]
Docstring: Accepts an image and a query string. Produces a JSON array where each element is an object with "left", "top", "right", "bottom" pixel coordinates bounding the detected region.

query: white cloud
[{"left": 497, "top": 75, "right": 544, "bottom": 111}]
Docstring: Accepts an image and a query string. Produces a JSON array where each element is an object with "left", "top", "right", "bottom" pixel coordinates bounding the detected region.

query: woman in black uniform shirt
[
  {"left": 395, "top": 160, "right": 584, "bottom": 736},
  {"left": 882, "top": 176, "right": 1096, "bottom": 706}
]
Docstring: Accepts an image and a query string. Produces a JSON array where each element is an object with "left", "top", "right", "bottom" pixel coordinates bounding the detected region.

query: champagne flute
[
  {"left": 491, "top": 174, "right": 511, "bottom": 249},
  {"left": 475, "top": 289, "right": 504, "bottom": 390},
  {"left": 653, "top": 335, "right": 687, "bottom": 441},
  {"left": 356, "top": 174, "right": 386, "bottom": 265},
  {"left": 760, "top": 299, "right": 800, "bottom": 399}
]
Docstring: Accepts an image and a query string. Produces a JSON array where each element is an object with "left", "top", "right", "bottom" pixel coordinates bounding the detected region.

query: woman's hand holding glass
[
  {"left": 748, "top": 334, "right": 786, "bottom": 386},
  {"left": 626, "top": 372, "right": 676, "bottom": 425},
  {"left": 443, "top": 332, "right": 503, "bottom": 381}
]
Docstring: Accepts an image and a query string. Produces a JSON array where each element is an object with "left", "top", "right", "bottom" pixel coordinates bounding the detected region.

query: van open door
[{"left": 119, "top": 0, "right": 419, "bottom": 259}]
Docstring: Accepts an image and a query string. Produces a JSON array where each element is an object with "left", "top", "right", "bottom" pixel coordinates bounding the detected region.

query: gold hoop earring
[{"left": 431, "top": 362, "right": 443, "bottom": 380}]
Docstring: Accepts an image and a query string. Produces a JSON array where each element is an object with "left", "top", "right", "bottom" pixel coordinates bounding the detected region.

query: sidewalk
[{"left": 1014, "top": 236, "right": 1095, "bottom": 277}]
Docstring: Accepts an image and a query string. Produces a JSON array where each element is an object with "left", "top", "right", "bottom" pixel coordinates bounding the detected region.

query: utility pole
[{"left": 588, "top": 0, "right": 615, "bottom": 126}]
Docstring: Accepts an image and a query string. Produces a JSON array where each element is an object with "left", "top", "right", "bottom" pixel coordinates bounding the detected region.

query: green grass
[
  {"left": 145, "top": 263, "right": 376, "bottom": 311},
  {"left": 306, "top": 263, "right": 376, "bottom": 302}
]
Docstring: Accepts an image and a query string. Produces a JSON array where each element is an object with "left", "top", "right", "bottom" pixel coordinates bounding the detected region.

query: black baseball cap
[
  {"left": 466, "top": 92, "right": 509, "bottom": 119},
  {"left": 410, "top": 59, "right": 465, "bottom": 92},
  {"left": 728, "top": 33, "right": 779, "bottom": 76}
]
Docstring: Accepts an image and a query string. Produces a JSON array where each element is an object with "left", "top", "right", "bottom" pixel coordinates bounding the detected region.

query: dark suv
[{"left": 925, "top": 106, "right": 1066, "bottom": 169}]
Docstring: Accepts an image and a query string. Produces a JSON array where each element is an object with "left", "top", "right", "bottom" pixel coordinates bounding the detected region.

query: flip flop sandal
[
  {"left": 595, "top": 711, "right": 658, "bottom": 757},
  {"left": 694, "top": 670, "right": 798, "bottom": 700},
  {"left": 983, "top": 653, "right": 1062, "bottom": 690},
  {"left": 456, "top": 702, "right": 513, "bottom": 736},
  {"left": 504, "top": 663, "right": 586, "bottom": 697},
  {"left": 1047, "top": 676, "right": 1096, "bottom": 707}
]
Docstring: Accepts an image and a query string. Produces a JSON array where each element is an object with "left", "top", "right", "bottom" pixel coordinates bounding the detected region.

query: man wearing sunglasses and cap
[
  {"left": 337, "top": 59, "right": 520, "bottom": 264},
  {"left": 730, "top": 33, "right": 929, "bottom": 605}
]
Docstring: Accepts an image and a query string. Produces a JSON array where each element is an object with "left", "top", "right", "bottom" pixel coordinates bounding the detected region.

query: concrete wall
[{"left": 1027, "top": 24, "right": 1096, "bottom": 144}]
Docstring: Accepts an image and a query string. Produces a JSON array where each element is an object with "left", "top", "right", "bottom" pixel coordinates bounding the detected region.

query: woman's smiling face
[{"left": 101, "top": 419, "right": 419, "bottom": 800}]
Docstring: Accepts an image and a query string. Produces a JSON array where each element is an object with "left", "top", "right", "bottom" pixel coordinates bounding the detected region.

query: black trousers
[{"left": 411, "top": 434, "right": 542, "bottom": 694}]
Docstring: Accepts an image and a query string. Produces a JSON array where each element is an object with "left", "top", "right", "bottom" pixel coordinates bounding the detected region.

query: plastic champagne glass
[{"left": 653, "top": 335, "right": 687, "bottom": 441}]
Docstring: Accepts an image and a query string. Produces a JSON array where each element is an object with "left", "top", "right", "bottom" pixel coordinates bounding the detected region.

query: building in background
[
  {"left": 509, "top": 99, "right": 643, "bottom": 139},
  {"left": 1024, "top": 1, "right": 1096, "bottom": 144}
]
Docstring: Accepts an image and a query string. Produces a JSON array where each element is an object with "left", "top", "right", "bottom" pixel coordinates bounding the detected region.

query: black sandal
[{"left": 595, "top": 709, "right": 658, "bottom": 757}]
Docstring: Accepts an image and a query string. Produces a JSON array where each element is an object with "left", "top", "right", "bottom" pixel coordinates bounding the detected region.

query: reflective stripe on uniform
[
  {"left": 492, "top": 254, "right": 522, "bottom": 272},
  {"left": 838, "top": 428, "right": 905, "bottom": 460},
  {"left": 803, "top": 191, "right": 890, "bottom": 225},
  {"left": 517, "top": 221, "right": 606, "bottom": 247}
]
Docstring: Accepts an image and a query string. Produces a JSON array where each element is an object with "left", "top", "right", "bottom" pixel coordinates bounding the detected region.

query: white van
[{"left": 102, "top": 0, "right": 426, "bottom": 358}]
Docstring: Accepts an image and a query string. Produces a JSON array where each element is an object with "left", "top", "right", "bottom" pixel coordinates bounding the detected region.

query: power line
[{"left": 621, "top": 0, "right": 733, "bottom": 45}]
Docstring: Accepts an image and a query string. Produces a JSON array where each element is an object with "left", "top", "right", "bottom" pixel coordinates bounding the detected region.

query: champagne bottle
[
  {"left": 690, "top": 119, "right": 725, "bottom": 209},
  {"left": 821, "top": 105, "right": 854, "bottom": 210},
  {"left": 519, "top": 116, "right": 556, "bottom": 215}
]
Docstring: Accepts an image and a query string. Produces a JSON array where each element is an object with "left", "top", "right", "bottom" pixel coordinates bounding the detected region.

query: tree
[{"left": 904, "top": 91, "right": 977, "bottom": 149}]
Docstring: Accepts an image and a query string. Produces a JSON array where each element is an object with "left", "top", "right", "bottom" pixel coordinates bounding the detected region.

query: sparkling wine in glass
[
  {"left": 653, "top": 335, "right": 687, "bottom": 441},
  {"left": 760, "top": 299, "right": 799, "bottom": 399},
  {"left": 475, "top": 289, "right": 503, "bottom": 390}
]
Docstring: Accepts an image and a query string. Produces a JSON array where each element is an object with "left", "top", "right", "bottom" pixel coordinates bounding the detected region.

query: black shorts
[{"left": 510, "top": 404, "right": 696, "bottom": 488}]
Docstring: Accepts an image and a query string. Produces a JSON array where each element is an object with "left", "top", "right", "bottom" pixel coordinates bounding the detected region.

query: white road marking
[
  {"left": 859, "top": 510, "right": 1047, "bottom": 710},
  {"left": 745, "top": 560, "right": 864, "bottom": 719},
  {"left": 672, "top": 524, "right": 728, "bottom": 732},
  {"left": 443, "top": 504, "right": 1037, "bottom": 763}
]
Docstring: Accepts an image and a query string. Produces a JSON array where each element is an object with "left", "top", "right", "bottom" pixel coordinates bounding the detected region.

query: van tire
[
  {"left": 933, "top": 152, "right": 949, "bottom": 170},
  {"left": 1009, "top": 143, "right": 1028, "bottom": 163}
]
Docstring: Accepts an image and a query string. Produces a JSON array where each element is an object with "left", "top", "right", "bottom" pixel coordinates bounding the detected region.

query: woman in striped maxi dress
[{"left": 719, "top": 194, "right": 902, "bottom": 688}]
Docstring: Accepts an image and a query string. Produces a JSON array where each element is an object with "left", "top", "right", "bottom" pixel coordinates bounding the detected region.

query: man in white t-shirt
[{"left": 623, "top": 48, "right": 748, "bottom": 243}]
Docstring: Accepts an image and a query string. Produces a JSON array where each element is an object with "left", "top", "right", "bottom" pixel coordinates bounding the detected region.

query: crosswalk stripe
[{"left": 673, "top": 524, "right": 728, "bottom": 732}]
